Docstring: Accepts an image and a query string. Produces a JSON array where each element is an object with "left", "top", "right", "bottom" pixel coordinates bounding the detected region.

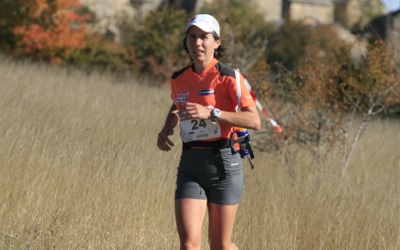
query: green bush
[
  {"left": 119, "top": 7, "right": 189, "bottom": 83},
  {"left": 0, "top": 0, "right": 30, "bottom": 51},
  {"left": 64, "top": 36, "right": 136, "bottom": 76},
  {"left": 266, "top": 21, "right": 311, "bottom": 72}
]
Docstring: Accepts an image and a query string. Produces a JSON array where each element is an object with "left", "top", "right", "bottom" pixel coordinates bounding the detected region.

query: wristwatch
[{"left": 211, "top": 108, "right": 221, "bottom": 123}]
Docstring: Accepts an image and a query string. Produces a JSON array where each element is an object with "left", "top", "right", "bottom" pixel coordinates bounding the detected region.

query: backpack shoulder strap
[{"left": 234, "top": 69, "right": 242, "bottom": 110}]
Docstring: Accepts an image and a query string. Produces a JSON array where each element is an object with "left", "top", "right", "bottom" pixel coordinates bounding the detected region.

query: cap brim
[{"left": 185, "top": 23, "right": 215, "bottom": 34}]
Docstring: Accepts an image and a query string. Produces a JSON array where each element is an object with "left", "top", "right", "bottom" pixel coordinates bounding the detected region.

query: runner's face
[{"left": 186, "top": 26, "right": 220, "bottom": 68}]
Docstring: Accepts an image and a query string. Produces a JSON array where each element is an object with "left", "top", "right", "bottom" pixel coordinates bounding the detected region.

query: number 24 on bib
[{"left": 180, "top": 119, "right": 221, "bottom": 143}]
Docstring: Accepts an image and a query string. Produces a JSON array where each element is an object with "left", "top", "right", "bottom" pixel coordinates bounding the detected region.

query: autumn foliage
[
  {"left": 251, "top": 36, "right": 399, "bottom": 158},
  {"left": 12, "top": 0, "right": 92, "bottom": 64}
]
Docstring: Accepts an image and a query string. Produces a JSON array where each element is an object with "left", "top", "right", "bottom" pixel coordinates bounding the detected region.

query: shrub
[
  {"left": 64, "top": 35, "right": 136, "bottom": 76},
  {"left": 266, "top": 21, "right": 312, "bottom": 73},
  {"left": 0, "top": 0, "right": 31, "bottom": 50},
  {"left": 119, "top": 7, "right": 189, "bottom": 84},
  {"left": 258, "top": 38, "right": 399, "bottom": 154},
  {"left": 10, "top": 0, "right": 93, "bottom": 64}
]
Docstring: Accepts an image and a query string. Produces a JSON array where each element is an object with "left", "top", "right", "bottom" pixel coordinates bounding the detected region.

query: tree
[{"left": 11, "top": 0, "right": 93, "bottom": 64}]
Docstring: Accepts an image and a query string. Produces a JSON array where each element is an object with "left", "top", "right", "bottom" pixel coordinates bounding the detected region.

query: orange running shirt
[{"left": 171, "top": 58, "right": 255, "bottom": 140}]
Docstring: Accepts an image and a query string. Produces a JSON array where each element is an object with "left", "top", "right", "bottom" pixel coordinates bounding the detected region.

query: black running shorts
[{"left": 175, "top": 147, "right": 244, "bottom": 205}]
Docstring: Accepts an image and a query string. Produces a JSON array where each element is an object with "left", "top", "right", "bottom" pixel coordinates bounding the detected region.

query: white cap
[{"left": 184, "top": 14, "right": 220, "bottom": 37}]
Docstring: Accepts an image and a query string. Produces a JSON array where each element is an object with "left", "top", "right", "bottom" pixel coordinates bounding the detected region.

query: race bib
[{"left": 180, "top": 119, "right": 221, "bottom": 143}]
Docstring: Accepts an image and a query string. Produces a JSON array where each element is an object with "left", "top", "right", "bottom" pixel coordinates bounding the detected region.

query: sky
[{"left": 381, "top": 0, "right": 400, "bottom": 12}]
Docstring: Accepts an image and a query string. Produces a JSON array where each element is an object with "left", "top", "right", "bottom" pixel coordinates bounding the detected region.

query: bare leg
[
  {"left": 175, "top": 199, "right": 208, "bottom": 250},
  {"left": 208, "top": 202, "right": 239, "bottom": 250}
]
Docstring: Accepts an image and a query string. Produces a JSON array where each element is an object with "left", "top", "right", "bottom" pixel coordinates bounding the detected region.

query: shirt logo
[
  {"left": 176, "top": 97, "right": 187, "bottom": 102},
  {"left": 198, "top": 89, "right": 214, "bottom": 96},
  {"left": 176, "top": 92, "right": 189, "bottom": 103}
]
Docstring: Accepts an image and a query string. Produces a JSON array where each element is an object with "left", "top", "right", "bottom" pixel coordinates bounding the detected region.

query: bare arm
[
  {"left": 215, "top": 105, "right": 261, "bottom": 130},
  {"left": 157, "top": 104, "right": 179, "bottom": 151},
  {"left": 179, "top": 102, "right": 261, "bottom": 130}
]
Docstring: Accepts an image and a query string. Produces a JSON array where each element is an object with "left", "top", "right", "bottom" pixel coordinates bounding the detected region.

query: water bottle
[{"left": 236, "top": 127, "right": 250, "bottom": 158}]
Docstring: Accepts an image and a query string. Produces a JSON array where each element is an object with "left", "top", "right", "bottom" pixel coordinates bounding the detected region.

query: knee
[
  {"left": 181, "top": 240, "right": 201, "bottom": 250},
  {"left": 209, "top": 240, "right": 238, "bottom": 250}
]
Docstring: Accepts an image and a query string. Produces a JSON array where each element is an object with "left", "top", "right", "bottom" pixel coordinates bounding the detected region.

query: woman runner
[{"left": 157, "top": 14, "right": 261, "bottom": 250}]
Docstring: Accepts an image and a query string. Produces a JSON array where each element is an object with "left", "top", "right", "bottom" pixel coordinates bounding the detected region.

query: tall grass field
[{"left": 1, "top": 57, "right": 399, "bottom": 249}]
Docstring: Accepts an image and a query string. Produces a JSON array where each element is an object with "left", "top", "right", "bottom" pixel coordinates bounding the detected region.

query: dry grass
[{"left": 1, "top": 56, "right": 399, "bottom": 249}]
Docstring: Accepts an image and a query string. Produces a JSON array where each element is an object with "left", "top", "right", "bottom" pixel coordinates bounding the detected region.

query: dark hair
[{"left": 182, "top": 32, "right": 228, "bottom": 59}]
